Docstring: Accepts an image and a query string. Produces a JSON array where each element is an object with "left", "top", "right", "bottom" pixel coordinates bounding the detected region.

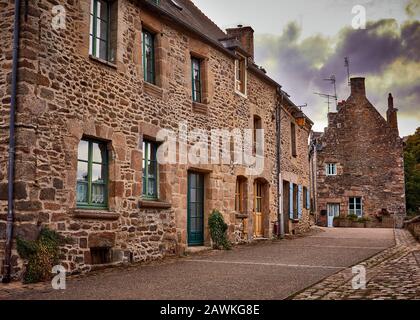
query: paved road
[{"left": 2, "top": 228, "right": 395, "bottom": 300}]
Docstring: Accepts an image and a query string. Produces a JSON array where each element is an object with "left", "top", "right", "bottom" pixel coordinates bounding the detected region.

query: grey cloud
[{"left": 254, "top": 18, "right": 420, "bottom": 122}]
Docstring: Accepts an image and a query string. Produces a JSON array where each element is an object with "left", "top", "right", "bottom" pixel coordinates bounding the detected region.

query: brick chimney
[
  {"left": 350, "top": 77, "right": 366, "bottom": 97},
  {"left": 337, "top": 100, "right": 346, "bottom": 112},
  {"left": 226, "top": 25, "right": 254, "bottom": 60},
  {"left": 387, "top": 93, "right": 399, "bottom": 134}
]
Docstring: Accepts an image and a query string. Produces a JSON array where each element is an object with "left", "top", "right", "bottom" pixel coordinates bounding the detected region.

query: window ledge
[
  {"left": 235, "top": 90, "right": 248, "bottom": 99},
  {"left": 89, "top": 55, "right": 117, "bottom": 69},
  {"left": 72, "top": 209, "right": 120, "bottom": 221},
  {"left": 192, "top": 101, "right": 208, "bottom": 115},
  {"left": 235, "top": 213, "right": 248, "bottom": 219},
  {"left": 143, "top": 81, "right": 163, "bottom": 99},
  {"left": 291, "top": 218, "right": 300, "bottom": 223},
  {"left": 139, "top": 200, "right": 171, "bottom": 209}
]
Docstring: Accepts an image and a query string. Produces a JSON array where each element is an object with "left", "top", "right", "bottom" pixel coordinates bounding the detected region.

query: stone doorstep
[{"left": 185, "top": 246, "right": 212, "bottom": 255}]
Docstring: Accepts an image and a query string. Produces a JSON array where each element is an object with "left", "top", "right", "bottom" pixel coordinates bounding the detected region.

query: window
[
  {"left": 235, "top": 177, "right": 247, "bottom": 214},
  {"left": 254, "top": 182, "right": 263, "bottom": 213},
  {"left": 191, "top": 57, "right": 202, "bottom": 103},
  {"left": 326, "top": 163, "right": 337, "bottom": 176},
  {"left": 349, "top": 197, "right": 363, "bottom": 217},
  {"left": 77, "top": 139, "right": 108, "bottom": 209},
  {"left": 291, "top": 122, "right": 297, "bottom": 157},
  {"left": 235, "top": 54, "right": 247, "bottom": 95},
  {"left": 142, "top": 140, "right": 158, "bottom": 200},
  {"left": 89, "top": 0, "right": 116, "bottom": 62},
  {"left": 142, "top": 29, "right": 156, "bottom": 84},
  {"left": 253, "top": 115, "right": 262, "bottom": 155}
]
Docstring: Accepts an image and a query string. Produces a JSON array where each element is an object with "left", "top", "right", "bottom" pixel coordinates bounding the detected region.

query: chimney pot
[
  {"left": 350, "top": 77, "right": 366, "bottom": 97},
  {"left": 388, "top": 93, "right": 394, "bottom": 109}
]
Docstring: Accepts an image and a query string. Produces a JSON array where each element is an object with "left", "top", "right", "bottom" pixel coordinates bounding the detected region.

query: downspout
[
  {"left": 3, "top": 0, "right": 20, "bottom": 283},
  {"left": 276, "top": 88, "right": 285, "bottom": 239}
]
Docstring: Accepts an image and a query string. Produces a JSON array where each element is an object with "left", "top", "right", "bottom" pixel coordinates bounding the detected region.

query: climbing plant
[
  {"left": 17, "top": 228, "right": 71, "bottom": 284},
  {"left": 208, "top": 210, "right": 231, "bottom": 250}
]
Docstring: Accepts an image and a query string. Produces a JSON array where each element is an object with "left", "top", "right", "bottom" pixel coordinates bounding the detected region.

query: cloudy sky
[{"left": 193, "top": 0, "right": 420, "bottom": 136}]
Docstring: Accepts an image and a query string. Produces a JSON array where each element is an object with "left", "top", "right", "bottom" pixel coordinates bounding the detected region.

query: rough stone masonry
[
  {"left": 0, "top": 0, "right": 313, "bottom": 280},
  {"left": 312, "top": 77, "right": 406, "bottom": 228}
]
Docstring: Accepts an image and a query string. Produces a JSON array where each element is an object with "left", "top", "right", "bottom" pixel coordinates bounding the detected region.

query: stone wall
[
  {"left": 280, "top": 107, "right": 312, "bottom": 234},
  {"left": 0, "top": 0, "right": 311, "bottom": 279},
  {"left": 315, "top": 78, "right": 406, "bottom": 227}
]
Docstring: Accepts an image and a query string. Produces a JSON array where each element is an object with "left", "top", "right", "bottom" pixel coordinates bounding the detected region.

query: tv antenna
[
  {"left": 314, "top": 92, "right": 336, "bottom": 113},
  {"left": 323, "top": 75, "right": 338, "bottom": 108},
  {"left": 344, "top": 57, "right": 351, "bottom": 86},
  {"left": 296, "top": 103, "right": 308, "bottom": 110}
]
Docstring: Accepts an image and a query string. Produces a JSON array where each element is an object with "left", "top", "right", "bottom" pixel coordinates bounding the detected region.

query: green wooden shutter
[
  {"left": 298, "top": 185, "right": 302, "bottom": 219},
  {"left": 306, "top": 188, "right": 310, "bottom": 210},
  {"left": 289, "top": 184, "right": 294, "bottom": 219}
]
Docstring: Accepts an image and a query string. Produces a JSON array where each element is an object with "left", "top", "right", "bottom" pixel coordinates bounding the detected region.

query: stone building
[
  {"left": 311, "top": 77, "right": 406, "bottom": 228},
  {"left": 0, "top": 0, "right": 312, "bottom": 280}
]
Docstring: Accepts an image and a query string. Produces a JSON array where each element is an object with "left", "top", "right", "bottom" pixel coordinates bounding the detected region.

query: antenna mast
[
  {"left": 314, "top": 92, "right": 336, "bottom": 113},
  {"left": 323, "top": 75, "right": 338, "bottom": 109}
]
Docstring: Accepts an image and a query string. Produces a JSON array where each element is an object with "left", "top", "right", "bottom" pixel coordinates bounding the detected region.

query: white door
[{"left": 327, "top": 204, "right": 340, "bottom": 228}]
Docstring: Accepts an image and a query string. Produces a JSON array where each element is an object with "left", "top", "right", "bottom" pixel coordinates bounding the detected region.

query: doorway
[
  {"left": 327, "top": 204, "right": 340, "bottom": 228},
  {"left": 253, "top": 181, "right": 264, "bottom": 238},
  {"left": 188, "top": 172, "right": 205, "bottom": 246}
]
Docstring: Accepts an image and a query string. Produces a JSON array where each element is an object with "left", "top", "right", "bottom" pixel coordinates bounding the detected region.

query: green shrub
[
  {"left": 347, "top": 214, "right": 359, "bottom": 221},
  {"left": 357, "top": 217, "right": 370, "bottom": 223},
  {"left": 208, "top": 210, "right": 231, "bottom": 250},
  {"left": 17, "top": 228, "right": 71, "bottom": 284}
]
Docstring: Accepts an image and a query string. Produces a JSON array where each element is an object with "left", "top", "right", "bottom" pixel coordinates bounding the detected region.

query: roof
[
  {"left": 139, "top": 0, "right": 313, "bottom": 125},
  {"left": 159, "top": 0, "right": 227, "bottom": 42}
]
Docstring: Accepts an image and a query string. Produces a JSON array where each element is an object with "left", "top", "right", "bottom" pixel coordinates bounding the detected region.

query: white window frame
[
  {"left": 348, "top": 197, "right": 363, "bottom": 217},
  {"left": 234, "top": 53, "right": 247, "bottom": 98},
  {"left": 325, "top": 163, "right": 337, "bottom": 176}
]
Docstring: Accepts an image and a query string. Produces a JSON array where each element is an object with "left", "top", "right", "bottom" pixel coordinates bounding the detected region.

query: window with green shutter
[
  {"left": 142, "top": 140, "right": 159, "bottom": 200},
  {"left": 142, "top": 29, "right": 156, "bottom": 84},
  {"left": 191, "top": 57, "right": 202, "bottom": 103},
  {"left": 77, "top": 139, "right": 108, "bottom": 209}
]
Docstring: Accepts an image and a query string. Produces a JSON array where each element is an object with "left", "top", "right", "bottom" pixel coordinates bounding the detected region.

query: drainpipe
[
  {"left": 276, "top": 88, "right": 285, "bottom": 239},
  {"left": 3, "top": 0, "right": 20, "bottom": 284}
]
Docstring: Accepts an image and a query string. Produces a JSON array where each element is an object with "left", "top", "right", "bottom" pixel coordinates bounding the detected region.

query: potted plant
[{"left": 333, "top": 217, "right": 342, "bottom": 227}]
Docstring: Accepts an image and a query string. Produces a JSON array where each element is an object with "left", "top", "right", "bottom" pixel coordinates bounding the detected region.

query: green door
[{"left": 188, "top": 172, "right": 204, "bottom": 246}]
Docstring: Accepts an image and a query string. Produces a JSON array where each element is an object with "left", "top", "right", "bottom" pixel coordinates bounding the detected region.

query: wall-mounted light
[{"left": 296, "top": 111, "right": 306, "bottom": 127}]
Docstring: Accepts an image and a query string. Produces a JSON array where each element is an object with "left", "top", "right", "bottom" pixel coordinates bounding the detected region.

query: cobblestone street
[
  {"left": 292, "top": 229, "right": 420, "bottom": 300},
  {"left": 2, "top": 227, "right": 417, "bottom": 300}
]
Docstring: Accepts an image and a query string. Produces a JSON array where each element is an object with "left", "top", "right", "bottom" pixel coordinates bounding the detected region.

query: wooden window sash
[{"left": 77, "top": 139, "right": 108, "bottom": 209}]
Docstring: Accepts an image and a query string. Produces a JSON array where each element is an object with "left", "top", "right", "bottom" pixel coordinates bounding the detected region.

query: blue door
[{"left": 188, "top": 172, "right": 204, "bottom": 246}]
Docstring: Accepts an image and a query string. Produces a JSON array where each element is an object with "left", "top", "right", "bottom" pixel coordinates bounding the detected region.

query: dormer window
[
  {"left": 191, "top": 57, "right": 202, "bottom": 103},
  {"left": 235, "top": 53, "right": 247, "bottom": 96},
  {"left": 142, "top": 29, "right": 156, "bottom": 84},
  {"left": 89, "top": 0, "right": 117, "bottom": 63}
]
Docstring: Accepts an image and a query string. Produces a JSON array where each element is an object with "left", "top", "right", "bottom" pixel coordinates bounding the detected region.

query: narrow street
[{"left": 1, "top": 228, "right": 405, "bottom": 300}]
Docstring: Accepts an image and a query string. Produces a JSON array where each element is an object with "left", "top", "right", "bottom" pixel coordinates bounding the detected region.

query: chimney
[
  {"left": 350, "top": 77, "right": 366, "bottom": 97},
  {"left": 328, "top": 112, "right": 337, "bottom": 127},
  {"left": 387, "top": 93, "right": 399, "bottom": 134},
  {"left": 226, "top": 25, "right": 254, "bottom": 60},
  {"left": 337, "top": 100, "right": 346, "bottom": 112}
]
